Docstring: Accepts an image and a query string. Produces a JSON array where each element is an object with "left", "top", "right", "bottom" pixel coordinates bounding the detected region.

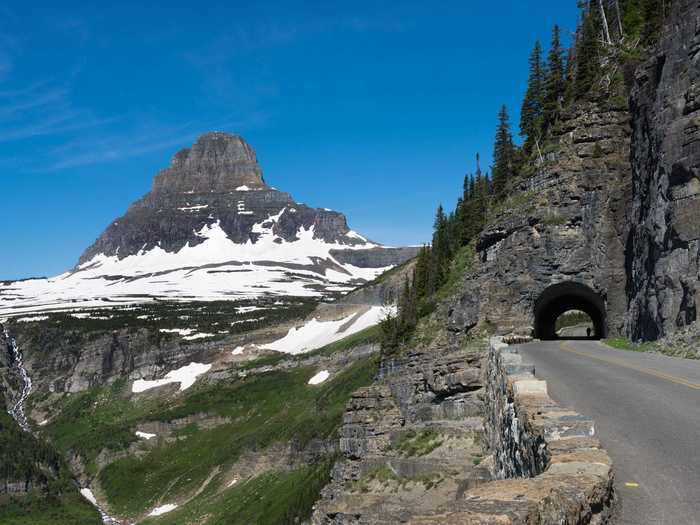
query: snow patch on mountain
[
  {"left": 132, "top": 362, "right": 212, "bottom": 393},
  {"left": 149, "top": 504, "right": 178, "bottom": 516},
  {"left": 260, "top": 305, "right": 392, "bottom": 355},
  {"left": 308, "top": 370, "right": 330, "bottom": 385},
  {"left": 0, "top": 211, "right": 393, "bottom": 317}
]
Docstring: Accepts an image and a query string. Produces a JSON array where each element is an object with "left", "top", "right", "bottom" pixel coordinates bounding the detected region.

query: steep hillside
[
  {"left": 0, "top": 288, "right": 394, "bottom": 524},
  {"left": 0, "top": 132, "right": 415, "bottom": 523}
]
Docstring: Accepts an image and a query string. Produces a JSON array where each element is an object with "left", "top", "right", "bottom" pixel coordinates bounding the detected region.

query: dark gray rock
[
  {"left": 447, "top": 97, "right": 632, "bottom": 338},
  {"left": 152, "top": 132, "right": 265, "bottom": 193},
  {"left": 624, "top": 0, "right": 700, "bottom": 340},
  {"left": 445, "top": 1, "right": 700, "bottom": 345}
]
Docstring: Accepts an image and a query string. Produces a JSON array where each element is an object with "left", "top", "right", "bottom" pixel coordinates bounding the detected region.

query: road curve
[{"left": 515, "top": 340, "right": 700, "bottom": 525}]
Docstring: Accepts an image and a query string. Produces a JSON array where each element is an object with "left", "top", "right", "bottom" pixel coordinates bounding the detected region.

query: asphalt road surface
[{"left": 516, "top": 340, "right": 700, "bottom": 525}]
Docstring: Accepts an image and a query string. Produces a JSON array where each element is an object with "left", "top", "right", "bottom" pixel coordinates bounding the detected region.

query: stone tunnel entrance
[{"left": 534, "top": 282, "right": 607, "bottom": 340}]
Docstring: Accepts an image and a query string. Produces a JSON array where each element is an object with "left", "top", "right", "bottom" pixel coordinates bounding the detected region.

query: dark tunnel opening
[{"left": 534, "top": 282, "right": 607, "bottom": 340}]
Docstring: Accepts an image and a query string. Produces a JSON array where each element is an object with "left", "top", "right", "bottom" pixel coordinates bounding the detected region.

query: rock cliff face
[
  {"left": 625, "top": 0, "right": 700, "bottom": 340},
  {"left": 448, "top": 97, "right": 632, "bottom": 338},
  {"left": 448, "top": 1, "right": 700, "bottom": 344},
  {"left": 152, "top": 133, "right": 265, "bottom": 194}
]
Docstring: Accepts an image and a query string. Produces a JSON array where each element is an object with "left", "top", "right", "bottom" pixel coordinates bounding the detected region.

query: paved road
[{"left": 516, "top": 340, "right": 700, "bottom": 525}]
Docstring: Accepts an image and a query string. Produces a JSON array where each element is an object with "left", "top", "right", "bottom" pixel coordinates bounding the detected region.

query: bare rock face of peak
[{"left": 152, "top": 132, "right": 267, "bottom": 194}]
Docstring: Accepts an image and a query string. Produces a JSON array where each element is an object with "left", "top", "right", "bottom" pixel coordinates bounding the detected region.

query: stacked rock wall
[{"left": 312, "top": 338, "right": 615, "bottom": 524}]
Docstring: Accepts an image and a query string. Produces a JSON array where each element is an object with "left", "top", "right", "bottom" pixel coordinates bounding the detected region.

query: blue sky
[{"left": 0, "top": 2, "right": 578, "bottom": 280}]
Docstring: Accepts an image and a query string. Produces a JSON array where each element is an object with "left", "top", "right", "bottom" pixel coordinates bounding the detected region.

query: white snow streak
[
  {"left": 308, "top": 370, "right": 330, "bottom": 385},
  {"left": 149, "top": 504, "right": 178, "bottom": 516},
  {"left": 135, "top": 431, "right": 157, "bottom": 440},
  {"left": 132, "top": 362, "right": 212, "bottom": 393},
  {"left": 80, "top": 488, "right": 121, "bottom": 524},
  {"left": 80, "top": 488, "right": 98, "bottom": 505},
  {"left": 16, "top": 316, "right": 49, "bottom": 322},
  {"left": 261, "top": 306, "right": 392, "bottom": 355}
]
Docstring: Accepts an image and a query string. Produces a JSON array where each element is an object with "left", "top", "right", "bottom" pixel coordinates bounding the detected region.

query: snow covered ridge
[{"left": 0, "top": 211, "right": 400, "bottom": 317}]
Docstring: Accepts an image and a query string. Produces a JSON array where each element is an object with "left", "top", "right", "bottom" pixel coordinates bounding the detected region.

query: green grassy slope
[{"left": 42, "top": 353, "right": 378, "bottom": 521}]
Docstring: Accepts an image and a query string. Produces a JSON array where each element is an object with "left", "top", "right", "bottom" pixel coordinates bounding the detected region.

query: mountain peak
[{"left": 152, "top": 132, "right": 266, "bottom": 194}]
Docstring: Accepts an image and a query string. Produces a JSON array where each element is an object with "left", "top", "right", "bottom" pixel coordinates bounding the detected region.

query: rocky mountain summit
[
  {"left": 0, "top": 133, "right": 417, "bottom": 316},
  {"left": 79, "top": 132, "right": 373, "bottom": 262}
]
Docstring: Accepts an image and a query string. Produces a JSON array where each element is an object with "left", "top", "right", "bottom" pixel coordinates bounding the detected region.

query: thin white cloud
[
  {"left": 0, "top": 79, "right": 113, "bottom": 143},
  {"left": 38, "top": 112, "right": 268, "bottom": 171}
]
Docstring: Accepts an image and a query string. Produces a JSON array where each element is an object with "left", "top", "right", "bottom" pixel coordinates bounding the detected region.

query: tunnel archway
[{"left": 534, "top": 282, "right": 607, "bottom": 340}]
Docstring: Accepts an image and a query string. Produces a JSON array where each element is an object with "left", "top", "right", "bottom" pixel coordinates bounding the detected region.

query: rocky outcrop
[
  {"left": 625, "top": 0, "right": 700, "bottom": 340},
  {"left": 312, "top": 342, "right": 491, "bottom": 524},
  {"left": 313, "top": 338, "right": 614, "bottom": 524},
  {"left": 448, "top": 97, "right": 632, "bottom": 338},
  {"left": 152, "top": 132, "right": 266, "bottom": 194}
]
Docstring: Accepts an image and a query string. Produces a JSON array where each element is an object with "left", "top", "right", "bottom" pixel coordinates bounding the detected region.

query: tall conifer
[
  {"left": 492, "top": 105, "right": 515, "bottom": 201},
  {"left": 542, "top": 25, "right": 566, "bottom": 135},
  {"left": 520, "top": 40, "right": 546, "bottom": 152},
  {"left": 575, "top": 5, "right": 601, "bottom": 99}
]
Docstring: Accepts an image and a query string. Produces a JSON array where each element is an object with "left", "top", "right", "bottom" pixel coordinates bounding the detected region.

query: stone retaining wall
[{"left": 476, "top": 337, "right": 616, "bottom": 523}]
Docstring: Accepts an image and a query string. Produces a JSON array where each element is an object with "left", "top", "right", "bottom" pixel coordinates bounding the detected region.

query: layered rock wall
[
  {"left": 625, "top": 0, "right": 700, "bottom": 340},
  {"left": 449, "top": 1, "right": 700, "bottom": 343},
  {"left": 449, "top": 99, "right": 632, "bottom": 338},
  {"left": 312, "top": 337, "right": 615, "bottom": 524}
]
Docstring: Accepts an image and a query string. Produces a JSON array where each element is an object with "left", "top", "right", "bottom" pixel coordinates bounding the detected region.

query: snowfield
[
  {"left": 80, "top": 488, "right": 98, "bottom": 506},
  {"left": 308, "top": 370, "right": 330, "bottom": 385},
  {"left": 0, "top": 211, "right": 393, "bottom": 317},
  {"left": 132, "top": 362, "right": 212, "bottom": 393},
  {"left": 261, "top": 305, "right": 393, "bottom": 355},
  {"left": 149, "top": 504, "right": 178, "bottom": 516}
]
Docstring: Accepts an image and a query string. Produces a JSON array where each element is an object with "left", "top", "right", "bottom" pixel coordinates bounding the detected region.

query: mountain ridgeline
[
  {"left": 0, "top": 132, "right": 418, "bottom": 317},
  {"left": 80, "top": 132, "right": 368, "bottom": 262}
]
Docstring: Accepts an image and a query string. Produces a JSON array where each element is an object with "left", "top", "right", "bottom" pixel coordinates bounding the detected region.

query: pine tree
[
  {"left": 641, "top": 0, "right": 665, "bottom": 44},
  {"left": 575, "top": 4, "right": 601, "bottom": 99},
  {"left": 542, "top": 25, "right": 566, "bottom": 136},
  {"left": 413, "top": 245, "right": 431, "bottom": 301},
  {"left": 430, "top": 204, "right": 450, "bottom": 289},
  {"left": 520, "top": 40, "right": 546, "bottom": 152},
  {"left": 492, "top": 105, "right": 515, "bottom": 201},
  {"left": 621, "top": 0, "right": 643, "bottom": 38}
]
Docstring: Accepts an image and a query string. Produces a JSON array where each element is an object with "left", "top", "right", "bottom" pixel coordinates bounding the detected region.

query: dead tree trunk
[
  {"left": 614, "top": 0, "right": 624, "bottom": 38},
  {"left": 598, "top": 0, "right": 612, "bottom": 44}
]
